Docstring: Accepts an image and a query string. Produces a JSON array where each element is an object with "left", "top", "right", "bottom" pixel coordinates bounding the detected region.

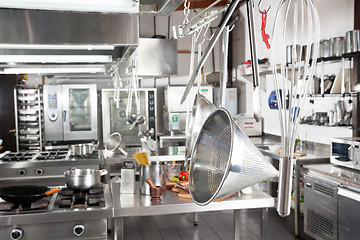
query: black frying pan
[{"left": 0, "top": 185, "right": 60, "bottom": 207}]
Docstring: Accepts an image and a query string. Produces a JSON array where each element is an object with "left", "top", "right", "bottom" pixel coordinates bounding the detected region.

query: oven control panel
[
  {"left": 148, "top": 90, "right": 156, "bottom": 140},
  {"left": 44, "top": 85, "right": 59, "bottom": 122}
]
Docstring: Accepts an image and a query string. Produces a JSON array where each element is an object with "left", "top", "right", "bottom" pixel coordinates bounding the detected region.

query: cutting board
[
  {"left": 275, "top": 152, "right": 306, "bottom": 157},
  {"left": 178, "top": 189, "right": 191, "bottom": 199}
]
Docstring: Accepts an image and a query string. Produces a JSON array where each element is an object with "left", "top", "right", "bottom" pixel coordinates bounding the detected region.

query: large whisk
[{"left": 270, "top": 0, "right": 320, "bottom": 217}]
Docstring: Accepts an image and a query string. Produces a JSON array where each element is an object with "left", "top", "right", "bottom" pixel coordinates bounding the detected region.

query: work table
[{"left": 110, "top": 183, "right": 274, "bottom": 240}]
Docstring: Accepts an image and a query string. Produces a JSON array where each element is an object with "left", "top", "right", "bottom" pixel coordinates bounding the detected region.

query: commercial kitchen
[{"left": 0, "top": 0, "right": 358, "bottom": 239}]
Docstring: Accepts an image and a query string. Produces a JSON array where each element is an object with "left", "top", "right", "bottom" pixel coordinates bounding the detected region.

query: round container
[
  {"left": 82, "top": 143, "right": 94, "bottom": 155},
  {"left": 64, "top": 169, "right": 107, "bottom": 190},
  {"left": 353, "top": 30, "right": 360, "bottom": 52},
  {"left": 71, "top": 144, "right": 83, "bottom": 156},
  {"left": 346, "top": 30, "right": 354, "bottom": 53},
  {"left": 329, "top": 37, "right": 344, "bottom": 57},
  {"left": 139, "top": 162, "right": 165, "bottom": 195},
  {"left": 321, "top": 40, "right": 330, "bottom": 58}
]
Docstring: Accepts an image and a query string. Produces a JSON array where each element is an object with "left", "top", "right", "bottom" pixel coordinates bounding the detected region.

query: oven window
[
  {"left": 110, "top": 97, "right": 139, "bottom": 137},
  {"left": 332, "top": 142, "right": 350, "bottom": 162},
  {"left": 68, "top": 89, "right": 91, "bottom": 131}
]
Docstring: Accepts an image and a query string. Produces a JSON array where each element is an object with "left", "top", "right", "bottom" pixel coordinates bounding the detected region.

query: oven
[
  {"left": 43, "top": 84, "right": 98, "bottom": 143},
  {"left": 331, "top": 137, "right": 360, "bottom": 170},
  {"left": 101, "top": 88, "right": 163, "bottom": 147}
]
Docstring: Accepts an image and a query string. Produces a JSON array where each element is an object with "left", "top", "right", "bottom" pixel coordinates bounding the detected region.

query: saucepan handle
[{"left": 45, "top": 187, "right": 62, "bottom": 196}]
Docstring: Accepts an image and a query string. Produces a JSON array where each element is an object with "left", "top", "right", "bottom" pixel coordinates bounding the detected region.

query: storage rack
[{"left": 14, "top": 86, "right": 44, "bottom": 151}]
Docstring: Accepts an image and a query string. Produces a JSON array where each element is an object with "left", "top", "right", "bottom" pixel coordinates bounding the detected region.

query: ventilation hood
[
  {"left": 0, "top": 1, "right": 184, "bottom": 74},
  {"left": 0, "top": 0, "right": 184, "bottom": 16},
  {"left": 0, "top": 8, "right": 139, "bottom": 65}
]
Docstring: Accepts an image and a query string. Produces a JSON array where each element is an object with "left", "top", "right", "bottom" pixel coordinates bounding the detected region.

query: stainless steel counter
[
  {"left": 252, "top": 135, "right": 330, "bottom": 160},
  {"left": 305, "top": 164, "right": 360, "bottom": 188},
  {"left": 111, "top": 183, "right": 274, "bottom": 240},
  {"left": 103, "top": 146, "right": 185, "bottom": 164}
]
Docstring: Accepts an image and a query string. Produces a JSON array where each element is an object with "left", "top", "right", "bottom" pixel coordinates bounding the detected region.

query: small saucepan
[
  {"left": 70, "top": 143, "right": 94, "bottom": 156},
  {"left": 64, "top": 169, "right": 108, "bottom": 190},
  {"left": 0, "top": 185, "right": 61, "bottom": 207}
]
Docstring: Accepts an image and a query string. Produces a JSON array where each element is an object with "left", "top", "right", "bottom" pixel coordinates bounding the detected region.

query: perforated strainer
[
  {"left": 185, "top": 94, "right": 216, "bottom": 160},
  {"left": 189, "top": 108, "right": 278, "bottom": 205}
]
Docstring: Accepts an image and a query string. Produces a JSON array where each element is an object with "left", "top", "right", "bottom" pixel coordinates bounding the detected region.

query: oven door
[
  {"left": 62, "top": 84, "right": 98, "bottom": 141},
  {"left": 102, "top": 89, "right": 157, "bottom": 147},
  {"left": 338, "top": 186, "right": 360, "bottom": 240}
]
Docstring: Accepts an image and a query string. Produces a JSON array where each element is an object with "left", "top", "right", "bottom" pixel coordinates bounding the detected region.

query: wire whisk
[{"left": 270, "top": 0, "right": 320, "bottom": 217}]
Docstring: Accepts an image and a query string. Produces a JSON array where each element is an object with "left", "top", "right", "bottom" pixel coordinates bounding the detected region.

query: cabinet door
[
  {"left": 338, "top": 187, "right": 360, "bottom": 240},
  {"left": 62, "top": 84, "right": 97, "bottom": 141}
]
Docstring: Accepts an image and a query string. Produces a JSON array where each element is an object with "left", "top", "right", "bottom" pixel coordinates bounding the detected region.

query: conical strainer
[
  {"left": 185, "top": 93, "right": 216, "bottom": 160},
  {"left": 189, "top": 108, "right": 278, "bottom": 205}
]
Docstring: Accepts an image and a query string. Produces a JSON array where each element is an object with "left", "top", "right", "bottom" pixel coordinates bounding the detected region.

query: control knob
[
  {"left": 73, "top": 224, "right": 85, "bottom": 236},
  {"left": 10, "top": 228, "right": 23, "bottom": 240}
]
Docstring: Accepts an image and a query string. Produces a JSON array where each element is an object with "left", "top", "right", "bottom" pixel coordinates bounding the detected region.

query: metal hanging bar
[{"left": 180, "top": 0, "right": 243, "bottom": 104}]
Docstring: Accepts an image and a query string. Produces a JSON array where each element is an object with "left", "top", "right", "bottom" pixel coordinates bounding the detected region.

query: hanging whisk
[{"left": 270, "top": 0, "right": 320, "bottom": 217}]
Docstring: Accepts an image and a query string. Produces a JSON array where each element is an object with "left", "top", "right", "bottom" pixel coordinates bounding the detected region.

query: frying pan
[{"left": 0, "top": 185, "right": 60, "bottom": 207}]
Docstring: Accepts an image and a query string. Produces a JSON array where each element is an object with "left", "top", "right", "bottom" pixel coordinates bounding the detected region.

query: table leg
[
  {"left": 114, "top": 217, "right": 124, "bottom": 240},
  {"left": 294, "top": 162, "right": 301, "bottom": 236},
  {"left": 234, "top": 209, "right": 241, "bottom": 240},
  {"left": 261, "top": 208, "right": 268, "bottom": 240},
  {"left": 193, "top": 212, "right": 199, "bottom": 226}
]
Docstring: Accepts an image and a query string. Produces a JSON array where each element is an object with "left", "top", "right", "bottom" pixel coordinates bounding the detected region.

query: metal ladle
[{"left": 126, "top": 61, "right": 145, "bottom": 129}]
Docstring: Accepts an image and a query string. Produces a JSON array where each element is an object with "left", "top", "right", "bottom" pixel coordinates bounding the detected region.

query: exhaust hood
[
  {"left": 0, "top": 0, "right": 184, "bottom": 16},
  {"left": 0, "top": 1, "right": 183, "bottom": 74},
  {"left": 0, "top": 0, "right": 139, "bottom": 14},
  {"left": 0, "top": 8, "right": 139, "bottom": 67}
]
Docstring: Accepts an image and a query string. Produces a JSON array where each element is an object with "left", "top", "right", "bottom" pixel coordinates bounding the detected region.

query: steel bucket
[
  {"left": 139, "top": 162, "right": 165, "bottom": 195},
  {"left": 185, "top": 94, "right": 216, "bottom": 160},
  {"left": 189, "top": 108, "right": 279, "bottom": 205}
]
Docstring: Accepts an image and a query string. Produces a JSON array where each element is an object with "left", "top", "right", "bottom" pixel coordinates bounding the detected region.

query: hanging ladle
[{"left": 126, "top": 60, "right": 145, "bottom": 129}]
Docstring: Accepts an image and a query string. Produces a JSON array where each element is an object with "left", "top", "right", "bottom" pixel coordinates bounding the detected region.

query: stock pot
[{"left": 64, "top": 169, "right": 108, "bottom": 190}]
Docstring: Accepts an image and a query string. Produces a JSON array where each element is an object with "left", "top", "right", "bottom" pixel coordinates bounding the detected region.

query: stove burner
[
  {"left": 1, "top": 150, "right": 99, "bottom": 162},
  {"left": 57, "top": 186, "right": 105, "bottom": 209},
  {"left": 36, "top": 150, "right": 69, "bottom": 160},
  {"left": 0, "top": 185, "right": 105, "bottom": 213},
  {"left": 1, "top": 152, "right": 37, "bottom": 162}
]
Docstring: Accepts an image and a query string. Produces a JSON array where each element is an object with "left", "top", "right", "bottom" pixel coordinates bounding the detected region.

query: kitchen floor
[{"left": 119, "top": 208, "right": 305, "bottom": 240}]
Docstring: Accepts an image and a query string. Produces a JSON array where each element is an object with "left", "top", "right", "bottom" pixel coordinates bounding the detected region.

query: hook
[{"left": 258, "top": 0, "right": 271, "bottom": 14}]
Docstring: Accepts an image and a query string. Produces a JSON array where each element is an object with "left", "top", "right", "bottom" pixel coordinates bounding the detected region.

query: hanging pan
[{"left": 0, "top": 185, "right": 60, "bottom": 207}]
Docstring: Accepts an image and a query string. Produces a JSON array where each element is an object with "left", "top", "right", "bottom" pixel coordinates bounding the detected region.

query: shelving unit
[{"left": 14, "top": 86, "right": 44, "bottom": 151}]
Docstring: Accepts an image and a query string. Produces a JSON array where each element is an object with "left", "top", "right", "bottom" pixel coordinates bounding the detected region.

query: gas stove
[
  {"left": 0, "top": 185, "right": 106, "bottom": 212},
  {"left": 0, "top": 150, "right": 104, "bottom": 185},
  {"left": 0, "top": 150, "right": 101, "bottom": 162},
  {"left": 0, "top": 184, "right": 112, "bottom": 240}
]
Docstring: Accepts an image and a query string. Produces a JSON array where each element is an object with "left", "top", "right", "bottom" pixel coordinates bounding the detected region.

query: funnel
[
  {"left": 185, "top": 94, "right": 216, "bottom": 160},
  {"left": 189, "top": 108, "right": 278, "bottom": 205}
]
